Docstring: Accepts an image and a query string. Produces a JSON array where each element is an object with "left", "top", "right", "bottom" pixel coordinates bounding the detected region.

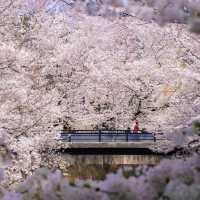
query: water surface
[{"left": 61, "top": 154, "right": 162, "bottom": 180}]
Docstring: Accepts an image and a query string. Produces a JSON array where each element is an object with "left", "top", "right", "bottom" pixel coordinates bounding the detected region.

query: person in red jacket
[{"left": 133, "top": 120, "right": 140, "bottom": 133}]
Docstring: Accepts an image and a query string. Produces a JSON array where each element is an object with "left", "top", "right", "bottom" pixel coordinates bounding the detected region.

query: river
[{"left": 59, "top": 154, "right": 162, "bottom": 180}]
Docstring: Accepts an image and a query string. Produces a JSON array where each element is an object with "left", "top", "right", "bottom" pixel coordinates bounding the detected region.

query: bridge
[{"left": 56, "top": 130, "right": 157, "bottom": 152}]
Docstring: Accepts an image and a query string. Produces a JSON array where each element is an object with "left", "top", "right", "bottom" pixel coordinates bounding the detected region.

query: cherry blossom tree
[{"left": 0, "top": 0, "right": 200, "bottom": 198}]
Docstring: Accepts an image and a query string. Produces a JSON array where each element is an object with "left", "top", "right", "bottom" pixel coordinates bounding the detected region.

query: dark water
[{"left": 60, "top": 154, "right": 162, "bottom": 180}]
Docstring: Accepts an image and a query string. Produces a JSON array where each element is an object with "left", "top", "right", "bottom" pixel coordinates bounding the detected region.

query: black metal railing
[{"left": 59, "top": 130, "right": 156, "bottom": 143}]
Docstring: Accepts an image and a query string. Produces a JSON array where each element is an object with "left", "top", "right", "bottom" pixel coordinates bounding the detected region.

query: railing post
[
  {"left": 126, "top": 130, "right": 128, "bottom": 142},
  {"left": 99, "top": 130, "right": 101, "bottom": 142},
  {"left": 153, "top": 133, "right": 156, "bottom": 142}
]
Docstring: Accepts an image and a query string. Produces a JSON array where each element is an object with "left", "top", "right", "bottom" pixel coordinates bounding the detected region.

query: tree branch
[{"left": 0, "top": 0, "right": 13, "bottom": 15}]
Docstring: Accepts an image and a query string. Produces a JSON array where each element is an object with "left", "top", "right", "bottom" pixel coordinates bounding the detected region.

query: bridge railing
[{"left": 59, "top": 130, "right": 156, "bottom": 142}]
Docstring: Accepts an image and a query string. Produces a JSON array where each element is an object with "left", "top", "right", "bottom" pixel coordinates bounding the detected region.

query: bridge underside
[
  {"left": 59, "top": 147, "right": 162, "bottom": 155},
  {"left": 65, "top": 141, "right": 155, "bottom": 149}
]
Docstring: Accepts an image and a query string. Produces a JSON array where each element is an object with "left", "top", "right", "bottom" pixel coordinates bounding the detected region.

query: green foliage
[
  {"left": 122, "top": 170, "right": 135, "bottom": 179},
  {"left": 127, "top": 127, "right": 131, "bottom": 132},
  {"left": 141, "top": 128, "right": 146, "bottom": 133},
  {"left": 82, "top": 183, "right": 91, "bottom": 188},
  {"left": 69, "top": 180, "right": 76, "bottom": 187},
  {"left": 123, "top": 171, "right": 130, "bottom": 179},
  {"left": 193, "top": 121, "right": 200, "bottom": 135}
]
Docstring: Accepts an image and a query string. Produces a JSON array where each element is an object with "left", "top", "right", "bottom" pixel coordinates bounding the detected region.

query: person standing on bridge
[{"left": 133, "top": 120, "right": 140, "bottom": 133}]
